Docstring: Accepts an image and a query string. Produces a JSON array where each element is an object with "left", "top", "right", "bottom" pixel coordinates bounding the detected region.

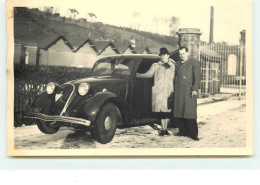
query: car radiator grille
[{"left": 52, "top": 84, "right": 74, "bottom": 115}]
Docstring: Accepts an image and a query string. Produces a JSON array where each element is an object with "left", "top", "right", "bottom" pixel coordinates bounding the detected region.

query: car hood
[{"left": 67, "top": 75, "right": 128, "bottom": 87}]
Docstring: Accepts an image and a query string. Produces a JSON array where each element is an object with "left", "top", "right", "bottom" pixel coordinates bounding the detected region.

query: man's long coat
[{"left": 173, "top": 58, "right": 201, "bottom": 119}]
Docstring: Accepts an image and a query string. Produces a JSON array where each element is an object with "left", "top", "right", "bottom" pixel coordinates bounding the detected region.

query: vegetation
[
  {"left": 14, "top": 64, "right": 92, "bottom": 127},
  {"left": 14, "top": 7, "right": 178, "bottom": 52}
]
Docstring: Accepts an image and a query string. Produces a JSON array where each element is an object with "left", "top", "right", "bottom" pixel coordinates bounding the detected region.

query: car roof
[{"left": 97, "top": 54, "right": 160, "bottom": 60}]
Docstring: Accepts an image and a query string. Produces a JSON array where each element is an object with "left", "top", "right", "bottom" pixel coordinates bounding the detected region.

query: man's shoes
[
  {"left": 175, "top": 132, "right": 185, "bottom": 136},
  {"left": 190, "top": 136, "right": 199, "bottom": 141}
]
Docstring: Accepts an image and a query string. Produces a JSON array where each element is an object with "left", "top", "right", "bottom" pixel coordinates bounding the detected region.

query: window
[
  {"left": 228, "top": 54, "right": 237, "bottom": 75},
  {"left": 92, "top": 58, "right": 135, "bottom": 76},
  {"left": 201, "top": 68, "right": 206, "bottom": 81}
]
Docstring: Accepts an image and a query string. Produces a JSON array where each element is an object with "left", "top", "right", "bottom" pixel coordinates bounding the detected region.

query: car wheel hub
[{"left": 104, "top": 116, "right": 112, "bottom": 130}]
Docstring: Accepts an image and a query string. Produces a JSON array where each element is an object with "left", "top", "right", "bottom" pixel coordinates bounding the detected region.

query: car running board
[{"left": 134, "top": 118, "right": 161, "bottom": 126}]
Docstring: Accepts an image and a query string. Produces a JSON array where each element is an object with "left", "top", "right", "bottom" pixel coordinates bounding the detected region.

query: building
[
  {"left": 14, "top": 39, "right": 38, "bottom": 66},
  {"left": 39, "top": 34, "right": 75, "bottom": 66},
  {"left": 141, "top": 47, "right": 152, "bottom": 54},
  {"left": 74, "top": 39, "right": 99, "bottom": 68},
  {"left": 97, "top": 42, "right": 120, "bottom": 56},
  {"left": 121, "top": 44, "right": 137, "bottom": 54}
]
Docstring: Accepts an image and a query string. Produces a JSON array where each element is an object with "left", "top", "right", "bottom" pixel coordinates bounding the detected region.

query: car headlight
[
  {"left": 78, "top": 83, "right": 90, "bottom": 96},
  {"left": 46, "top": 82, "right": 57, "bottom": 95}
]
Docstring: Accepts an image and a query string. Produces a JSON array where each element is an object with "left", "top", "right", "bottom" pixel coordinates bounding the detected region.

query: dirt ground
[{"left": 14, "top": 99, "right": 246, "bottom": 149}]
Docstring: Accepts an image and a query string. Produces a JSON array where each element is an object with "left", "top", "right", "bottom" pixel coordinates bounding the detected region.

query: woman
[{"left": 137, "top": 47, "right": 175, "bottom": 136}]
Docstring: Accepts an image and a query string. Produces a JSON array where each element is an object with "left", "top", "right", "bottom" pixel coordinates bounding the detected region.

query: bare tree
[
  {"left": 169, "top": 16, "right": 180, "bottom": 36},
  {"left": 43, "top": 6, "right": 53, "bottom": 21},
  {"left": 153, "top": 16, "right": 159, "bottom": 34},
  {"left": 133, "top": 11, "right": 141, "bottom": 30},
  {"left": 43, "top": 6, "right": 59, "bottom": 21}
]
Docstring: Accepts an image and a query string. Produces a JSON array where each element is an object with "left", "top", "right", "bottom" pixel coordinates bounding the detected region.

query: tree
[
  {"left": 69, "top": 8, "right": 79, "bottom": 20},
  {"left": 43, "top": 6, "right": 59, "bottom": 21},
  {"left": 44, "top": 6, "right": 53, "bottom": 15}
]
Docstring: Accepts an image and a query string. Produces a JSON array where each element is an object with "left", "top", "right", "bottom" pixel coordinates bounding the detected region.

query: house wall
[
  {"left": 99, "top": 46, "right": 117, "bottom": 56},
  {"left": 24, "top": 45, "right": 37, "bottom": 65},
  {"left": 14, "top": 44, "right": 21, "bottom": 64},
  {"left": 74, "top": 53, "right": 97, "bottom": 68},
  {"left": 14, "top": 43, "right": 37, "bottom": 65},
  {"left": 48, "top": 39, "right": 73, "bottom": 52},
  {"left": 122, "top": 48, "right": 134, "bottom": 54},
  {"left": 48, "top": 50, "right": 75, "bottom": 66},
  {"left": 39, "top": 49, "right": 48, "bottom": 65},
  {"left": 74, "top": 44, "right": 98, "bottom": 68},
  {"left": 47, "top": 39, "right": 75, "bottom": 66},
  {"left": 142, "top": 50, "right": 151, "bottom": 54}
]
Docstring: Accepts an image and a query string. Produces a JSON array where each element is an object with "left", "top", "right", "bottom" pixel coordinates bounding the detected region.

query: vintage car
[{"left": 25, "top": 54, "right": 170, "bottom": 144}]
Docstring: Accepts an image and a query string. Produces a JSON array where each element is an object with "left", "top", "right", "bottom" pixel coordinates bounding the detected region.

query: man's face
[
  {"left": 160, "top": 54, "right": 169, "bottom": 63},
  {"left": 179, "top": 49, "right": 189, "bottom": 61}
]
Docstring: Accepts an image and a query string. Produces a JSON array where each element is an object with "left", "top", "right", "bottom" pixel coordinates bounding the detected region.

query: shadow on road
[{"left": 60, "top": 131, "right": 96, "bottom": 149}]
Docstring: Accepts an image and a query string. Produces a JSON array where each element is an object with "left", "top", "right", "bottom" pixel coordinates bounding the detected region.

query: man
[{"left": 173, "top": 46, "right": 201, "bottom": 140}]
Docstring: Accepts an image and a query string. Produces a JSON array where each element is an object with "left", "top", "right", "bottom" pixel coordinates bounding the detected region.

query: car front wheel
[
  {"left": 91, "top": 102, "right": 117, "bottom": 144},
  {"left": 36, "top": 120, "right": 60, "bottom": 134}
]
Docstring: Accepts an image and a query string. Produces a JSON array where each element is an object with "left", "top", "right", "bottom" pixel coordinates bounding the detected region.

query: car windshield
[{"left": 92, "top": 58, "right": 136, "bottom": 76}]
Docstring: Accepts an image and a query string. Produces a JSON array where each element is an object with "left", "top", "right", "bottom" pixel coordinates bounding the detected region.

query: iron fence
[{"left": 199, "top": 42, "right": 246, "bottom": 100}]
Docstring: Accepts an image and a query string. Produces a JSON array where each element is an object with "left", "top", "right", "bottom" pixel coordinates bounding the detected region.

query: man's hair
[{"left": 179, "top": 46, "right": 189, "bottom": 52}]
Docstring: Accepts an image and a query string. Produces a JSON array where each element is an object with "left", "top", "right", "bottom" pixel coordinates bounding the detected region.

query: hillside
[{"left": 14, "top": 7, "right": 178, "bottom": 53}]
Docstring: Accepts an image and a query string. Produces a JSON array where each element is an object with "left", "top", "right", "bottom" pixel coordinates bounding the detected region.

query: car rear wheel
[
  {"left": 37, "top": 120, "right": 60, "bottom": 134},
  {"left": 91, "top": 102, "right": 117, "bottom": 144}
]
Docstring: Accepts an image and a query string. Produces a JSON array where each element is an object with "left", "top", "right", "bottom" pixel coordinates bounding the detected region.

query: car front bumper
[{"left": 24, "top": 112, "right": 91, "bottom": 127}]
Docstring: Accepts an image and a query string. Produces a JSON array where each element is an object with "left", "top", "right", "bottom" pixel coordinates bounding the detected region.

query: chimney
[
  {"left": 240, "top": 30, "right": 246, "bottom": 46},
  {"left": 209, "top": 6, "right": 214, "bottom": 44}
]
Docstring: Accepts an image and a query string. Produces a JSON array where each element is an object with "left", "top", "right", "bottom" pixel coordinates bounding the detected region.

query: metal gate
[{"left": 199, "top": 42, "right": 246, "bottom": 100}]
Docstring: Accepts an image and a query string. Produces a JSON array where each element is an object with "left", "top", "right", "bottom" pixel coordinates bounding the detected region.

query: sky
[{"left": 28, "top": 0, "right": 251, "bottom": 44}]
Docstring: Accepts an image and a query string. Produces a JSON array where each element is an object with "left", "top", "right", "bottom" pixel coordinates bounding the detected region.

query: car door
[{"left": 131, "top": 58, "right": 158, "bottom": 118}]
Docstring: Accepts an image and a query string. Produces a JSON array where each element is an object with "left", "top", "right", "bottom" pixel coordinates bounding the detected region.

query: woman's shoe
[
  {"left": 159, "top": 130, "right": 165, "bottom": 136},
  {"left": 159, "top": 130, "right": 170, "bottom": 136}
]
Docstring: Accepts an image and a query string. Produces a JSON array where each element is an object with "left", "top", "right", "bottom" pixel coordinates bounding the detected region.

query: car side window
[
  {"left": 93, "top": 62, "right": 112, "bottom": 75},
  {"left": 137, "top": 59, "right": 158, "bottom": 73},
  {"left": 93, "top": 59, "right": 136, "bottom": 76},
  {"left": 113, "top": 59, "right": 135, "bottom": 75}
]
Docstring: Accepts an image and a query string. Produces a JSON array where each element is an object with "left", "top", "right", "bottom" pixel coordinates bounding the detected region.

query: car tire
[
  {"left": 36, "top": 120, "right": 60, "bottom": 134},
  {"left": 91, "top": 102, "right": 117, "bottom": 144}
]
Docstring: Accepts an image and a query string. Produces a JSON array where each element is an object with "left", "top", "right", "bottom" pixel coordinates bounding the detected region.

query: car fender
[
  {"left": 32, "top": 91, "right": 54, "bottom": 114},
  {"left": 82, "top": 91, "right": 134, "bottom": 124}
]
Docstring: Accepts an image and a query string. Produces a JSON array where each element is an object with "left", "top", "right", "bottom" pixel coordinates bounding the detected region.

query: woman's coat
[
  {"left": 138, "top": 59, "right": 175, "bottom": 113},
  {"left": 173, "top": 58, "right": 201, "bottom": 119}
]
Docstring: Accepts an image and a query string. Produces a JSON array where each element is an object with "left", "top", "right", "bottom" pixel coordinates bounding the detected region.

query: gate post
[
  {"left": 239, "top": 30, "right": 246, "bottom": 100},
  {"left": 177, "top": 28, "right": 202, "bottom": 60},
  {"left": 177, "top": 28, "right": 202, "bottom": 97}
]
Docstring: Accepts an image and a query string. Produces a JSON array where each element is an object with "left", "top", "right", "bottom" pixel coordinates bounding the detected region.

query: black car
[{"left": 25, "top": 54, "right": 169, "bottom": 144}]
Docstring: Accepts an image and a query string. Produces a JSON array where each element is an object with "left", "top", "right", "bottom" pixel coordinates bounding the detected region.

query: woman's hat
[{"left": 158, "top": 47, "right": 169, "bottom": 56}]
